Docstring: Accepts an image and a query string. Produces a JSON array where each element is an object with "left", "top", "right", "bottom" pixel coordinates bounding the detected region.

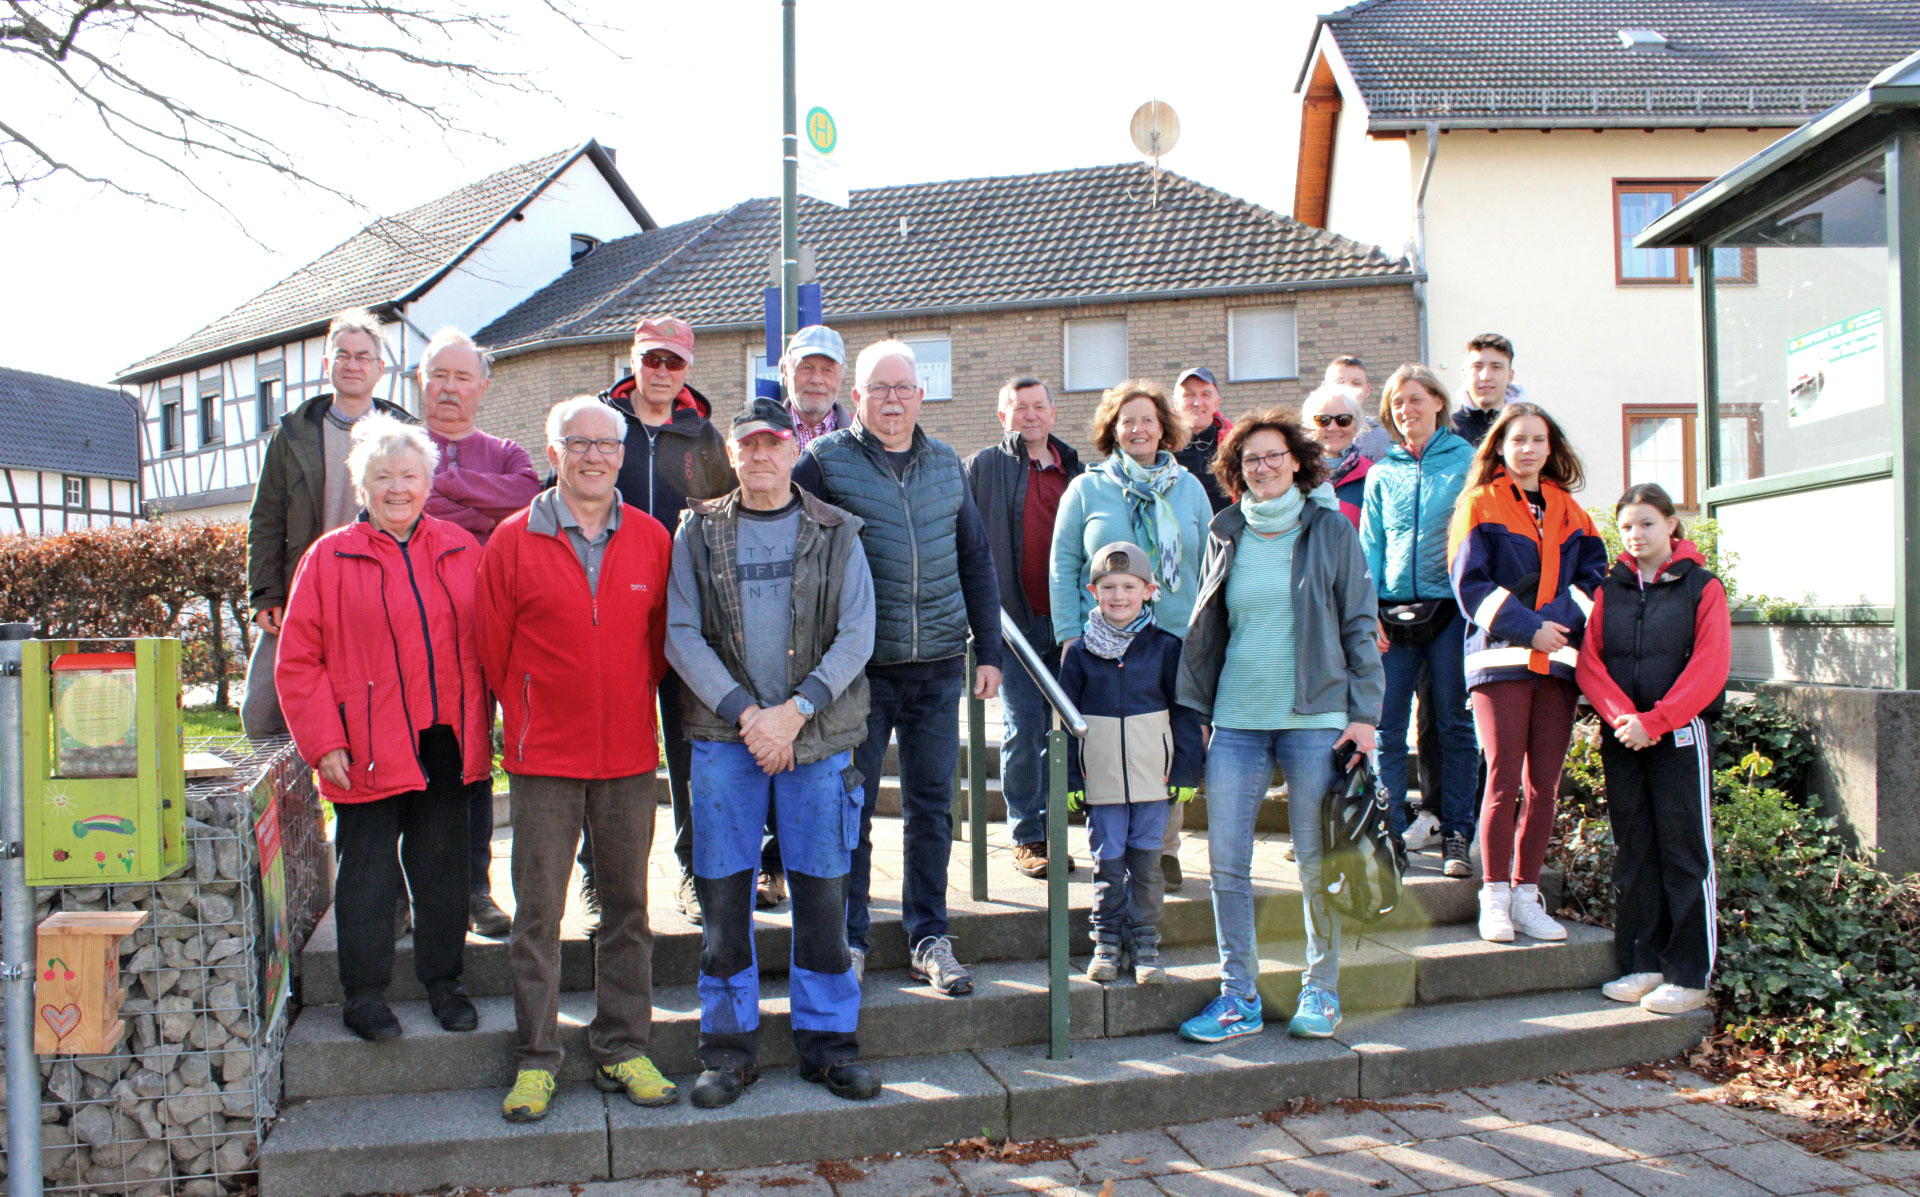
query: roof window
[
  {"left": 571, "top": 234, "right": 599, "bottom": 263},
  {"left": 1618, "top": 28, "right": 1668, "bottom": 50}
]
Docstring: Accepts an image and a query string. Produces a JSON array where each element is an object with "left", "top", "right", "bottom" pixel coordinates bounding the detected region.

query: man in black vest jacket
[
  {"left": 964, "top": 377, "right": 1082, "bottom": 878},
  {"left": 793, "top": 340, "right": 1004, "bottom": 997}
]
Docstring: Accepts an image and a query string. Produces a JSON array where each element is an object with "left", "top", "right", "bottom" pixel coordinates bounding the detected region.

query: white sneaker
[
  {"left": 1640, "top": 983, "right": 1709, "bottom": 1015},
  {"left": 1403, "top": 811, "right": 1441, "bottom": 852},
  {"left": 1508, "top": 884, "right": 1567, "bottom": 941},
  {"left": 1478, "top": 884, "right": 1514, "bottom": 943},
  {"left": 1602, "top": 972, "right": 1665, "bottom": 1003}
]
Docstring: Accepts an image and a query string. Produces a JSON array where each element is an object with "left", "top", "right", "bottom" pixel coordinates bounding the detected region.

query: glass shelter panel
[
  {"left": 1710, "top": 156, "right": 1890, "bottom": 483},
  {"left": 1714, "top": 477, "right": 1895, "bottom": 608}
]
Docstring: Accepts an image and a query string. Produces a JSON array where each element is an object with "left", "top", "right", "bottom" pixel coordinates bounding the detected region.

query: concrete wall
[
  {"left": 484, "top": 283, "right": 1420, "bottom": 460},
  {"left": 1762, "top": 682, "right": 1920, "bottom": 876}
]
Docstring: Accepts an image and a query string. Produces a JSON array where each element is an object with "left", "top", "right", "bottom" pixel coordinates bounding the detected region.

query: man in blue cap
[
  {"left": 782, "top": 325, "right": 852, "bottom": 453},
  {"left": 1173, "top": 366, "right": 1234, "bottom": 514}
]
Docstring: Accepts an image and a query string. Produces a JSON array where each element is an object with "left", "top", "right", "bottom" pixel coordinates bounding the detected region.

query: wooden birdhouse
[{"left": 34, "top": 911, "right": 149, "bottom": 1055}]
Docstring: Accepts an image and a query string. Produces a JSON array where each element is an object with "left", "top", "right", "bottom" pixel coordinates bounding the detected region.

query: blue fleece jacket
[{"left": 1359, "top": 427, "right": 1475, "bottom": 603}]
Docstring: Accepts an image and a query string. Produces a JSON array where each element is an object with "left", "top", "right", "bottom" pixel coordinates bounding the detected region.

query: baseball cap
[
  {"left": 785, "top": 324, "right": 845, "bottom": 365},
  {"left": 632, "top": 316, "right": 695, "bottom": 366},
  {"left": 1176, "top": 366, "right": 1218, "bottom": 390},
  {"left": 730, "top": 397, "right": 795, "bottom": 441},
  {"left": 1089, "top": 541, "right": 1154, "bottom": 585}
]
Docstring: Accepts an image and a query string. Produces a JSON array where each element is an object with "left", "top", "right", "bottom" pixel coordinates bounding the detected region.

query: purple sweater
[{"left": 425, "top": 427, "right": 541, "bottom": 545}]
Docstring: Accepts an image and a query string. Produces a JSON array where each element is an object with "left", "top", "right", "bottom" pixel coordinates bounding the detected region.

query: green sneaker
[
  {"left": 594, "top": 1055, "right": 678, "bottom": 1106},
  {"left": 503, "top": 1068, "right": 556, "bottom": 1122}
]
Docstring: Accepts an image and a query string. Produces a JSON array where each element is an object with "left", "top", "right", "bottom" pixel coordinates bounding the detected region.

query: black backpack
[{"left": 1317, "top": 744, "right": 1403, "bottom": 925}]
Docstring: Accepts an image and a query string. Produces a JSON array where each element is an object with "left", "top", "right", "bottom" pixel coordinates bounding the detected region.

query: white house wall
[
  {"left": 1318, "top": 45, "right": 1416, "bottom": 258},
  {"left": 1, "top": 469, "right": 138, "bottom": 534}
]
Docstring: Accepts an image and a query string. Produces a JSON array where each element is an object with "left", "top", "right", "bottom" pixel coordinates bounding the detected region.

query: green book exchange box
[{"left": 22, "top": 640, "right": 188, "bottom": 885}]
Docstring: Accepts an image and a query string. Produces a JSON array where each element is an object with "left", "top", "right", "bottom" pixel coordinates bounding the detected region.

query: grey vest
[
  {"left": 808, "top": 424, "right": 969, "bottom": 665},
  {"left": 677, "top": 489, "right": 871, "bottom": 761}
]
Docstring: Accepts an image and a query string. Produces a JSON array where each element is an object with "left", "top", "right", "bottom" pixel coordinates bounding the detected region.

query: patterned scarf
[
  {"left": 1321, "top": 443, "right": 1361, "bottom": 485},
  {"left": 1102, "top": 451, "right": 1185, "bottom": 594},
  {"left": 1082, "top": 607, "right": 1154, "bottom": 660}
]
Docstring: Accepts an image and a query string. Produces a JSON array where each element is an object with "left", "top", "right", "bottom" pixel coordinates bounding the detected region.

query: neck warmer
[
  {"left": 1241, "top": 484, "right": 1307, "bottom": 535},
  {"left": 1083, "top": 607, "right": 1154, "bottom": 660}
]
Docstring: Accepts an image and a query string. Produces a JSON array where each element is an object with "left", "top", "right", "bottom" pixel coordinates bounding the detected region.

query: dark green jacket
[
  {"left": 247, "top": 392, "right": 414, "bottom": 612},
  {"left": 676, "top": 488, "right": 871, "bottom": 760}
]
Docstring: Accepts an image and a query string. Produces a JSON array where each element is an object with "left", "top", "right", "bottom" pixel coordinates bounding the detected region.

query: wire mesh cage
[{"left": 2, "top": 735, "right": 325, "bottom": 1197}]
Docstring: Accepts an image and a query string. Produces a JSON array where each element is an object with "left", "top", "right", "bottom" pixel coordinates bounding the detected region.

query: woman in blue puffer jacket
[{"left": 1359, "top": 364, "right": 1479, "bottom": 878}]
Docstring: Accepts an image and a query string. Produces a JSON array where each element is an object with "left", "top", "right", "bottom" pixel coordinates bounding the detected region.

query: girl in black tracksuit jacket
[{"left": 1574, "top": 484, "right": 1731, "bottom": 1017}]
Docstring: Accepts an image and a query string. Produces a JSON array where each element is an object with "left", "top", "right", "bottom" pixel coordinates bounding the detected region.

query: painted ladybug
[{"left": 51, "top": 849, "right": 68, "bottom": 862}]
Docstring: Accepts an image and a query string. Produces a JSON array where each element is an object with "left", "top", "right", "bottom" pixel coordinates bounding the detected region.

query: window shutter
[
  {"left": 1065, "top": 319, "right": 1128, "bottom": 392},
  {"left": 1229, "top": 307, "right": 1297, "bottom": 380}
]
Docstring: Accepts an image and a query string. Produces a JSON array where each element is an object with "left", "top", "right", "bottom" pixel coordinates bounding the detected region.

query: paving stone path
[{"left": 484, "top": 1066, "right": 1920, "bottom": 1196}]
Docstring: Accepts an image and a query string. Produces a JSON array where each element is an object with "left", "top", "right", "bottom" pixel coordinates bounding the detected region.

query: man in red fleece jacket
[{"left": 476, "top": 395, "right": 676, "bottom": 1123}]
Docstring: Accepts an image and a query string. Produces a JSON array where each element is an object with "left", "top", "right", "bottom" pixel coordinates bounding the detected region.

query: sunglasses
[
  {"left": 1312, "top": 414, "right": 1355, "bottom": 428},
  {"left": 641, "top": 350, "right": 687, "bottom": 371}
]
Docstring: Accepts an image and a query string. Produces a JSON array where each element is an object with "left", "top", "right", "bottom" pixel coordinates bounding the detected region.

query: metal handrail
[{"left": 998, "top": 613, "right": 1088, "bottom": 739}]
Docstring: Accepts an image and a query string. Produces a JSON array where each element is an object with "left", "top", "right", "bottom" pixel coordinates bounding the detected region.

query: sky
[{"left": 3, "top": 0, "right": 1328, "bottom": 386}]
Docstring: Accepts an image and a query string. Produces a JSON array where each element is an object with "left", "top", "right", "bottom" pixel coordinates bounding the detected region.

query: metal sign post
[{"left": 2, "top": 622, "right": 43, "bottom": 1197}]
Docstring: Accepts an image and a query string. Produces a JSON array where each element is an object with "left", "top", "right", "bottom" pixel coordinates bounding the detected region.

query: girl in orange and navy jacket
[
  {"left": 1447, "top": 403, "right": 1607, "bottom": 947},
  {"left": 1574, "top": 483, "right": 1730, "bottom": 1017}
]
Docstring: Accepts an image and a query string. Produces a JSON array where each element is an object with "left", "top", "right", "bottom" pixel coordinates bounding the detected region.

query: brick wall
[{"left": 484, "top": 283, "right": 1418, "bottom": 461}]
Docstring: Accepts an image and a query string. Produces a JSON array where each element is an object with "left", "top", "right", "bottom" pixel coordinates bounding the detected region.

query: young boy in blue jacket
[{"left": 1061, "top": 542, "right": 1205, "bottom": 984}]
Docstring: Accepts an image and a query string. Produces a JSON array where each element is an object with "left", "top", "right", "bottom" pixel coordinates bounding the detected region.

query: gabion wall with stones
[{"left": 0, "top": 737, "right": 328, "bottom": 1197}]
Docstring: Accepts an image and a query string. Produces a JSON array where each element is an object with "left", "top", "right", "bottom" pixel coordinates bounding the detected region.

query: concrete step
[
  {"left": 259, "top": 988, "right": 1707, "bottom": 1197},
  {"left": 296, "top": 857, "right": 1537, "bottom": 1004},
  {"left": 284, "top": 921, "right": 1608, "bottom": 1101}
]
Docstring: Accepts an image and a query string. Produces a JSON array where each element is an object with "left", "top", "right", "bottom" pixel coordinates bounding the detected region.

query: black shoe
[
  {"left": 1161, "top": 854, "right": 1184, "bottom": 893},
  {"left": 469, "top": 892, "right": 512, "bottom": 938},
  {"left": 755, "top": 871, "right": 787, "bottom": 911},
  {"left": 1442, "top": 832, "right": 1472, "bottom": 878},
  {"left": 677, "top": 873, "right": 703, "bottom": 927},
  {"left": 801, "top": 1060, "right": 880, "bottom": 1101},
  {"left": 343, "top": 998, "right": 401, "bottom": 1041},
  {"left": 690, "top": 1065, "right": 758, "bottom": 1109},
  {"left": 428, "top": 986, "right": 479, "bottom": 1033},
  {"left": 1390, "top": 835, "right": 1409, "bottom": 876}
]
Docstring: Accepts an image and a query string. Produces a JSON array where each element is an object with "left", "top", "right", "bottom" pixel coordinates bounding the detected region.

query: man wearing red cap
[{"left": 598, "top": 315, "right": 736, "bottom": 923}]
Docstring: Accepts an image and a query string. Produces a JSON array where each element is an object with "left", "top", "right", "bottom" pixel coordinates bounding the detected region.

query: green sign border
[{"left": 805, "top": 106, "right": 837, "bottom": 155}]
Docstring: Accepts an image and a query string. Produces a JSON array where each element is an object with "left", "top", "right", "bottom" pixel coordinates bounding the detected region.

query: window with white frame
[
  {"left": 1228, "top": 307, "right": 1298, "bottom": 381},
  {"left": 64, "top": 476, "right": 85, "bottom": 508},
  {"left": 748, "top": 350, "right": 783, "bottom": 397},
  {"left": 1064, "top": 318, "right": 1127, "bottom": 392},
  {"left": 899, "top": 333, "right": 952, "bottom": 401},
  {"left": 160, "top": 389, "right": 183, "bottom": 453}
]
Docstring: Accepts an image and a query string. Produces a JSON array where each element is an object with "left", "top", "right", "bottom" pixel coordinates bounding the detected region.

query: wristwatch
[{"left": 791, "top": 693, "right": 816, "bottom": 719}]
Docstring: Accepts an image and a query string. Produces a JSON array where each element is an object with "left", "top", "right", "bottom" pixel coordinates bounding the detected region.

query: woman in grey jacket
[{"left": 1175, "top": 408, "right": 1383, "bottom": 1045}]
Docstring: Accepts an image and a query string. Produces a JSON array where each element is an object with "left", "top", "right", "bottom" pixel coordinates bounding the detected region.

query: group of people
[{"left": 248, "top": 307, "right": 1730, "bottom": 1124}]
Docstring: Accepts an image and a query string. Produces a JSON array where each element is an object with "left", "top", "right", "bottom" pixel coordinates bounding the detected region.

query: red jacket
[
  {"left": 275, "top": 516, "right": 491, "bottom": 804},
  {"left": 475, "top": 496, "right": 672, "bottom": 779}
]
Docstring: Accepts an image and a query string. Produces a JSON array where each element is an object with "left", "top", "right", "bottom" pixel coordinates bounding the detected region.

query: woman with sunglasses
[{"left": 1302, "top": 382, "right": 1373, "bottom": 528}]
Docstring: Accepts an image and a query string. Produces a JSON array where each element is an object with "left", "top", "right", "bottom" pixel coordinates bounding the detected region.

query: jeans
[
  {"left": 691, "top": 741, "right": 860, "bottom": 1072},
  {"left": 999, "top": 646, "right": 1059, "bottom": 847},
  {"left": 1377, "top": 613, "right": 1477, "bottom": 840},
  {"left": 846, "top": 669, "right": 964, "bottom": 953},
  {"left": 1205, "top": 726, "right": 1342, "bottom": 998},
  {"left": 1086, "top": 801, "right": 1167, "bottom": 946}
]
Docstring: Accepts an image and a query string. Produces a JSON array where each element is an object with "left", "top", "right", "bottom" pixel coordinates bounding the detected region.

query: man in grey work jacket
[{"left": 792, "top": 339, "right": 1004, "bottom": 997}]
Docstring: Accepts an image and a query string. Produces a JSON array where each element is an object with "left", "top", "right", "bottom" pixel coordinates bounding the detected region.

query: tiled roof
[
  {"left": 119, "top": 142, "right": 648, "bottom": 383},
  {"left": 1311, "top": 0, "right": 1920, "bottom": 127},
  {"left": 0, "top": 366, "right": 140, "bottom": 480},
  {"left": 480, "top": 162, "right": 1411, "bottom": 352}
]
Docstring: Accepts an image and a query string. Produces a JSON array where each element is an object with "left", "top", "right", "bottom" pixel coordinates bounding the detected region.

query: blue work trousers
[{"left": 691, "top": 741, "right": 861, "bottom": 1072}]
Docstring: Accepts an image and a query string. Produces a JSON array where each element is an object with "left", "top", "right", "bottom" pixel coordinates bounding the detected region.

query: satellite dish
[{"left": 1129, "top": 101, "right": 1181, "bottom": 158}]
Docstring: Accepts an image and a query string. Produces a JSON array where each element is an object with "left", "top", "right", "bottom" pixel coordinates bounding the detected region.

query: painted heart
[{"left": 41, "top": 1003, "right": 81, "bottom": 1039}]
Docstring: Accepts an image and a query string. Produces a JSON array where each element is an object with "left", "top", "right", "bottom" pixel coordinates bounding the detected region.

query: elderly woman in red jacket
[{"left": 277, "top": 413, "right": 492, "bottom": 1042}]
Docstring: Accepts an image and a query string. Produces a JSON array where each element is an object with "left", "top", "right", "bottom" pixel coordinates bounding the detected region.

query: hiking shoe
[
  {"left": 1442, "top": 832, "right": 1473, "bottom": 878},
  {"left": 428, "top": 985, "right": 479, "bottom": 1033},
  {"left": 1403, "top": 810, "right": 1442, "bottom": 852},
  {"left": 1640, "top": 983, "right": 1709, "bottom": 1015},
  {"left": 1602, "top": 972, "right": 1665, "bottom": 1003},
  {"left": 1086, "top": 941, "right": 1122, "bottom": 983},
  {"left": 1179, "top": 991, "right": 1263, "bottom": 1043},
  {"left": 595, "top": 1055, "right": 678, "bottom": 1107},
  {"left": 469, "top": 892, "right": 512, "bottom": 938},
  {"left": 849, "top": 946, "right": 866, "bottom": 988},
  {"left": 1131, "top": 940, "right": 1166, "bottom": 985},
  {"left": 690, "top": 1065, "right": 758, "bottom": 1109},
  {"left": 909, "top": 935, "right": 973, "bottom": 996},
  {"left": 503, "top": 1068, "right": 555, "bottom": 1121},
  {"left": 342, "top": 998, "right": 401, "bottom": 1041},
  {"left": 756, "top": 871, "right": 786, "bottom": 911},
  {"left": 1288, "top": 984, "right": 1342, "bottom": 1039},
  {"left": 676, "top": 873, "right": 703, "bottom": 927},
  {"left": 802, "top": 1060, "right": 881, "bottom": 1101},
  {"left": 1012, "top": 842, "right": 1049, "bottom": 879},
  {"left": 1509, "top": 883, "right": 1567, "bottom": 941},
  {"left": 1161, "top": 854, "right": 1184, "bottom": 893},
  {"left": 1478, "top": 884, "right": 1515, "bottom": 943}
]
